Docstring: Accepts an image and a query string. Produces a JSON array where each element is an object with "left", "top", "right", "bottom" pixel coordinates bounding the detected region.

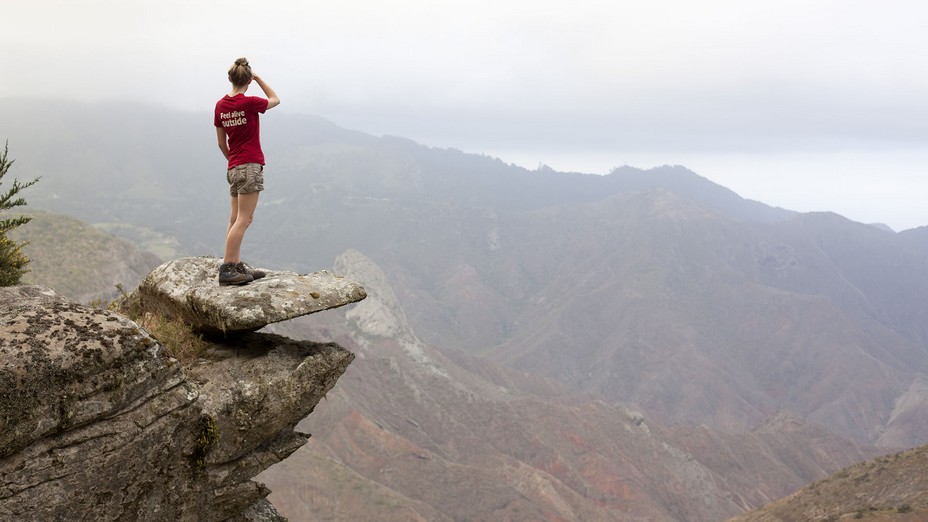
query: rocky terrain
[
  {"left": 0, "top": 259, "right": 365, "bottom": 521},
  {"left": 131, "top": 256, "right": 366, "bottom": 334},
  {"left": 731, "top": 444, "right": 928, "bottom": 521}
]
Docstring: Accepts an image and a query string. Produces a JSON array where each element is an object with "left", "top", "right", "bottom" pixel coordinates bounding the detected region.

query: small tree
[{"left": 0, "top": 141, "right": 40, "bottom": 286}]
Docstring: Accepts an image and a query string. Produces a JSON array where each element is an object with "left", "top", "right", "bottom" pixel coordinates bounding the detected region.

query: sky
[{"left": 3, "top": 0, "right": 928, "bottom": 230}]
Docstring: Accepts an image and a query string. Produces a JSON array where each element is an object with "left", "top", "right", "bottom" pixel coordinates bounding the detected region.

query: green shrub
[{"left": 0, "top": 141, "right": 40, "bottom": 286}]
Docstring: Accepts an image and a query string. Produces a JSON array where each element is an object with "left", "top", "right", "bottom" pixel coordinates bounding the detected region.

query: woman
[{"left": 214, "top": 57, "right": 280, "bottom": 285}]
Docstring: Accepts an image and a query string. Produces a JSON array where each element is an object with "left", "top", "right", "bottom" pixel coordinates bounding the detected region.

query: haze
[{"left": 4, "top": 0, "right": 927, "bottom": 230}]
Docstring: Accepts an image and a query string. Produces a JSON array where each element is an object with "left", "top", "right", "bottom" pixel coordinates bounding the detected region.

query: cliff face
[{"left": 0, "top": 275, "right": 359, "bottom": 521}]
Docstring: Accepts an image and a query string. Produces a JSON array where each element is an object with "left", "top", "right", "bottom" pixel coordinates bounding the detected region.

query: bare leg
[
  {"left": 224, "top": 191, "right": 259, "bottom": 264},
  {"left": 226, "top": 195, "right": 239, "bottom": 246}
]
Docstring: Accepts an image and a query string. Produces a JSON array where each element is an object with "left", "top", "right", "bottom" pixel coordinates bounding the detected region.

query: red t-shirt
[{"left": 214, "top": 94, "right": 270, "bottom": 168}]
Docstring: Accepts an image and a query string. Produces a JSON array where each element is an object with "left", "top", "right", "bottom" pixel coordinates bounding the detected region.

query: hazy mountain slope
[
  {"left": 260, "top": 445, "right": 452, "bottom": 522},
  {"left": 8, "top": 211, "right": 161, "bottom": 303},
  {"left": 787, "top": 213, "right": 928, "bottom": 350},
  {"left": 263, "top": 325, "right": 880, "bottom": 521},
  {"left": 729, "top": 444, "right": 928, "bottom": 521},
  {"left": 258, "top": 251, "right": 879, "bottom": 522},
  {"left": 478, "top": 191, "right": 927, "bottom": 445},
  {"left": 670, "top": 412, "right": 878, "bottom": 510}
]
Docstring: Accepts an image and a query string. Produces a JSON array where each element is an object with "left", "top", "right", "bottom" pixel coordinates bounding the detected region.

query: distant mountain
[{"left": 473, "top": 193, "right": 928, "bottom": 446}]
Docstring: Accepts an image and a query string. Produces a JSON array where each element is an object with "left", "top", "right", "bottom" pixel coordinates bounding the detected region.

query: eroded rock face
[
  {"left": 0, "top": 285, "right": 175, "bottom": 460},
  {"left": 134, "top": 256, "right": 367, "bottom": 335},
  {"left": 0, "top": 285, "right": 354, "bottom": 521}
]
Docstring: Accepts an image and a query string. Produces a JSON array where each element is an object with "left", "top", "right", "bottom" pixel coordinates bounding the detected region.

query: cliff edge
[
  {"left": 133, "top": 256, "right": 367, "bottom": 335},
  {"left": 0, "top": 258, "right": 364, "bottom": 521}
]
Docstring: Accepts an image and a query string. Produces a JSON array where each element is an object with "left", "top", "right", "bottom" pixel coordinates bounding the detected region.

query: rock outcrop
[
  {"left": 0, "top": 283, "right": 356, "bottom": 521},
  {"left": 132, "top": 256, "right": 367, "bottom": 335}
]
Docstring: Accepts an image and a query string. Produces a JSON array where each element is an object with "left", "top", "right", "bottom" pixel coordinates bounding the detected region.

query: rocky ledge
[
  {"left": 132, "top": 256, "right": 367, "bottom": 335},
  {"left": 0, "top": 283, "right": 356, "bottom": 521}
]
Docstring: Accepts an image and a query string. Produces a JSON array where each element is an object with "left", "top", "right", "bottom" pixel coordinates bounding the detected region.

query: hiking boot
[
  {"left": 219, "top": 262, "right": 253, "bottom": 286},
  {"left": 236, "top": 262, "right": 266, "bottom": 280}
]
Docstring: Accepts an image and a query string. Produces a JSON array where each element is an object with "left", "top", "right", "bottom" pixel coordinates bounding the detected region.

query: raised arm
[{"left": 252, "top": 75, "right": 280, "bottom": 110}]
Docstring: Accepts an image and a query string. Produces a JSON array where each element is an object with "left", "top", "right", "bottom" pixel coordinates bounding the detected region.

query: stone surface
[
  {"left": 134, "top": 256, "right": 367, "bottom": 335},
  {"left": 0, "top": 285, "right": 176, "bottom": 459},
  {"left": 0, "top": 285, "right": 355, "bottom": 521}
]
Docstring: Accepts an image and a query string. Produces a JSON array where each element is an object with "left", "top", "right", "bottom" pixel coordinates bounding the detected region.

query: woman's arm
[
  {"left": 216, "top": 127, "right": 229, "bottom": 160},
  {"left": 253, "top": 75, "right": 280, "bottom": 109}
]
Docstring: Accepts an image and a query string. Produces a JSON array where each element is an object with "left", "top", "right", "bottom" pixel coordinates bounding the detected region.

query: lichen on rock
[
  {"left": 0, "top": 285, "right": 175, "bottom": 459},
  {"left": 0, "top": 284, "right": 355, "bottom": 521},
  {"left": 131, "top": 256, "right": 367, "bottom": 335}
]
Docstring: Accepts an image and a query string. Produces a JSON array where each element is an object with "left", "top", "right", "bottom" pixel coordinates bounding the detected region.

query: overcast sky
[{"left": 4, "top": 0, "right": 927, "bottom": 229}]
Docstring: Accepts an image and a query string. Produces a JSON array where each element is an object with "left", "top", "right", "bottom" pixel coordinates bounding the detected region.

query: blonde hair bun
[{"left": 228, "top": 58, "right": 253, "bottom": 87}]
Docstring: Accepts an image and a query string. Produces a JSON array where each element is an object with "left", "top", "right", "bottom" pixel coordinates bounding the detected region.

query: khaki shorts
[{"left": 227, "top": 163, "right": 264, "bottom": 196}]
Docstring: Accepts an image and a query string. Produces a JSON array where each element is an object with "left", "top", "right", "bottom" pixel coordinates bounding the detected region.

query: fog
[{"left": 4, "top": 0, "right": 927, "bottom": 229}]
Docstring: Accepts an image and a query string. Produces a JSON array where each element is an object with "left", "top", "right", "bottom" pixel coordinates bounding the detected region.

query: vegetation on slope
[
  {"left": 9, "top": 211, "right": 160, "bottom": 303},
  {"left": 0, "top": 141, "right": 39, "bottom": 286},
  {"left": 730, "top": 445, "right": 928, "bottom": 521}
]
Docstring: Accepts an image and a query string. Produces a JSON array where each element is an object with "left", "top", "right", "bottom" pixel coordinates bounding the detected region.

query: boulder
[
  {"left": 133, "top": 256, "right": 366, "bottom": 335},
  {"left": 0, "top": 285, "right": 355, "bottom": 521},
  {"left": 0, "top": 285, "right": 177, "bottom": 460}
]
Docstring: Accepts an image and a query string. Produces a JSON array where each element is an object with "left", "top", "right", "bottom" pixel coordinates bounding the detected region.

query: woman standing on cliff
[{"left": 214, "top": 57, "right": 280, "bottom": 285}]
